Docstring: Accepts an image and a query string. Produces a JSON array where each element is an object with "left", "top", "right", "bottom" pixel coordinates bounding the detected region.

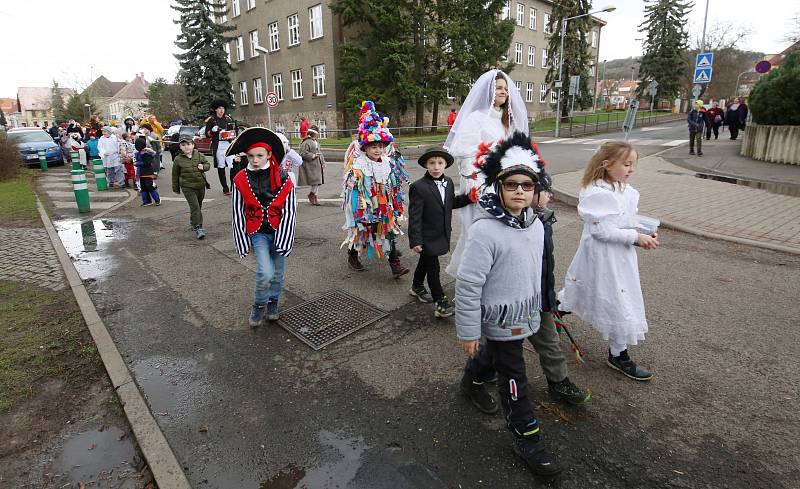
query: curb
[
  {"left": 92, "top": 187, "right": 139, "bottom": 220},
  {"left": 551, "top": 155, "right": 800, "bottom": 256},
  {"left": 36, "top": 199, "right": 193, "bottom": 489}
]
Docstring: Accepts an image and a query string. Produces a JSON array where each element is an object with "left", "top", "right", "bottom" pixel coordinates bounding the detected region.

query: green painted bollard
[
  {"left": 70, "top": 150, "right": 80, "bottom": 170},
  {"left": 92, "top": 158, "right": 108, "bottom": 191},
  {"left": 71, "top": 169, "right": 91, "bottom": 213},
  {"left": 38, "top": 150, "right": 48, "bottom": 171}
]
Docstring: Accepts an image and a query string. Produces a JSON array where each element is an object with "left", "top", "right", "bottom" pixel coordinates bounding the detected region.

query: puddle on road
[
  {"left": 695, "top": 172, "right": 800, "bottom": 197},
  {"left": 54, "top": 219, "right": 130, "bottom": 281},
  {"left": 49, "top": 425, "right": 141, "bottom": 488},
  {"left": 130, "top": 356, "right": 212, "bottom": 419}
]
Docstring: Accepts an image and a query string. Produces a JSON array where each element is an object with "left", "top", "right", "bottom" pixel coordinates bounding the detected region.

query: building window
[
  {"left": 540, "top": 84, "right": 547, "bottom": 102},
  {"left": 293, "top": 120, "right": 301, "bottom": 138},
  {"left": 309, "top": 4, "right": 323, "bottom": 40},
  {"left": 526, "top": 82, "right": 534, "bottom": 102},
  {"left": 589, "top": 64, "right": 595, "bottom": 77},
  {"left": 541, "top": 48, "right": 548, "bottom": 68},
  {"left": 527, "top": 45, "right": 535, "bottom": 66},
  {"left": 232, "top": 0, "right": 240, "bottom": 17},
  {"left": 315, "top": 119, "right": 327, "bottom": 139},
  {"left": 253, "top": 78, "right": 263, "bottom": 104},
  {"left": 272, "top": 73, "right": 283, "bottom": 100},
  {"left": 235, "top": 36, "right": 244, "bottom": 61},
  {"left": 291, "top": 69, "right": 303, "bottom": 99},
  {"left": 501, "top": 0, "right": 510, "bottom": 20},
  {"left": 592, "top": 31, "right": 598, "bottom": 48},
  {"left": 514, "top": 42, "right": 523, "bottom": 64},
  {"left": 516, "top": 3, "right": 525, "bottom": 26},
  {"left": 239, "top": 81, "right": 248, "bottom": 105},
  {"left": 446, "top": 86, "right": 454, "bottom": 100},
  {"left": 288, "top": 14, "right": 300, "bottom": 46},
  {"left": 249, "top": 30, "right": 259, "bottom": 57},
  {"left": 529, "top": 7, "right": 537, "bottom": 29},
  {"left": 543, "top": 13, "right": 551, "bottom": 33},
  {"left": 312, "top": 64, "right": 326, "bottom": 96},
  {"left": 551, "top": 90, "right": 557, "bottom": 103},
  {"left": 514, "top": 81, "right": 522, "bottom": 94},
  {"left": 246, "top": 0, "right": 255, "bottom": 10},
  {"left": 224, "top": 43, "right": 231, "bottom": 63},
  {"left": 275, "top": 121, "right": 285, "bottom": 134},
  {"left": 268, "top": 22, "right": 280, "bottom": 51}
]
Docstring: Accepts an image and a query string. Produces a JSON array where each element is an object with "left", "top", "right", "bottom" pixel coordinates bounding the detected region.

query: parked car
[
  {"left": 164, "top": 125, "right": 213, "bottom": 158},
  {"left": 7, "top": 128, "right": 62, "bottom": 166}
]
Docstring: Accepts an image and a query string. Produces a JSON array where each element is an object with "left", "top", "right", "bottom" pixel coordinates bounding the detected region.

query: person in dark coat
[
  {"left": 705, "top": 101, "right": 724, "bottom": 140},
  {"left": 407, "top": 147, "right": 472, "bottom": 318},
  {"left": 725, "top": 97, "right": 746, "bottom": 141},
  {"left": 204, "top": 99, "right": 236, "bottom": 194}
]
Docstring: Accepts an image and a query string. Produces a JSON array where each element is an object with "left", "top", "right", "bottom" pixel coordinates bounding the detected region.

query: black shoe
[
  {"left": 409, "top": 285, "right": 433, "bottom": 303},
  {"left": 689, "top": 150, "right": 695, "bottom": 155},
  {"left": 547, "top": 377, "right": 591, "bottom": 405},
  {"left": 697, "top": 151, "right": 703, "bottom": 156},
  {"left": 347, "top": 250, "right": 365, "bottom": 271},
  {"left": 513, "top": 437, "right": 562, "bottom": 477},
  {"left": 434, "top": 297, "right": 455, "bottom": 318},
  {"left": 460, "top": 375, "right": 498, "bottom": 414},
  {"left": 607, "top": 350, "right": 653, "bottom": 381}
]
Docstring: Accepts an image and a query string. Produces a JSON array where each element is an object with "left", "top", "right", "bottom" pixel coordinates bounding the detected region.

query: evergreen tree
[
  {"left": 146, "top": 77, "right": 190, "bottom": 124},
  {"left": 749, "top": 51, "right": 800, "bottom": 125},
  {"left": 545, "top": 0, "right": 595, "bottom": 119},
  {"left": 51, "top": 80, "right": 66, "bottom": 122},
  {"left": 64, "top": 94, "right": 93, "bottom": 123},
  {"left": 172, "top": 0, "right": 236, "bottom": 121},
  {"left": 637, "top": 0, "right": 692, "bottom": 102}
]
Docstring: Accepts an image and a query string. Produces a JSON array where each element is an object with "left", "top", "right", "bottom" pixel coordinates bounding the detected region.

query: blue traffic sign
[
  {"left": 755, "top": 60, "right": 771, "bottom": 74},
  {"left": 695, "top": 52, "right": 714, "bottom": 68},
  {"left": 693, "top": 67, "right": 712, "bottom": 84}
]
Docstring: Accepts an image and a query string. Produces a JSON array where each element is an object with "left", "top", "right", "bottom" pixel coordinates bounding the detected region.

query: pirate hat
[
  {"left": 417, "top": 147, "right": 454, "bottom": 168},
  {"left": 225, "top": 127, "right": 285, "bottom": 163}
]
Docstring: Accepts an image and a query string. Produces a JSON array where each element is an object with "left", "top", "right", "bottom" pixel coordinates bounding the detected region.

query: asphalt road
[{"left": 47, "top": 143, "right": 800, "bottom": 488}]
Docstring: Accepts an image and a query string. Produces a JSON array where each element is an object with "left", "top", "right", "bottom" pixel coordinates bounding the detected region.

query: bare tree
[{"left": 781, "top": 11, "right": 800, "bottom": 43}]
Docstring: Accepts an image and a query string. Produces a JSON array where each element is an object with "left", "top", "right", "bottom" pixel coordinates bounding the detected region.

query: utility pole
[{"left": 700, "top": 0, "right": 710, "bottom": 52}]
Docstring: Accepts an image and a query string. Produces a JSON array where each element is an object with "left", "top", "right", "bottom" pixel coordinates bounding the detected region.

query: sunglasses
[{"left": 501, "top": 181, "right": 536, "bottom": 192}]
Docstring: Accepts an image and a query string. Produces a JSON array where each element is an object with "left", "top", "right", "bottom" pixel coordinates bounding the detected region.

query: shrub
[
  {"left": 0, "top": 132, "right": 21, "bottom": 182},
  {"left": 748, "top": 51, "right": 800, "bottom": 126}
]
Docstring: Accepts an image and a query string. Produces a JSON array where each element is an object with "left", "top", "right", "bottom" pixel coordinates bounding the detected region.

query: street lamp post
[
  {"left": 601, "top": 59, "right": 607, "bottom": 110},
  {"left": 84, "top": 103, "right": 91, "bottom": 121},
  {"left": 734, "top": 69, "right": 755, "bottom": 98},
  {"left": 555, "top": 6, "right": 616, "bottom": 137},
  {"left": 254, "top": 45, "right": 272, "bottom": 130}
]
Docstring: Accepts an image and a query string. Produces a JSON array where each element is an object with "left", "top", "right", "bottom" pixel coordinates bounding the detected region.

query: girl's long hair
[
  {"left": 581, "top": 141, "right": 636, "bottom": 188},
  {"left": 495, "top": 72, "right": 510, "bottom": 130}
]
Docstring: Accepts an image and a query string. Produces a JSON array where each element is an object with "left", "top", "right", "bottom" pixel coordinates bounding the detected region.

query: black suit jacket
[{"left": 408, "top": 173, "right": 471, "bottom": 256}]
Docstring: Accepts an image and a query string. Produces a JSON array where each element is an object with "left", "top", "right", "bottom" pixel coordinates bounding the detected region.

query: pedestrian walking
[
  {"left": 119, "top": 132, "right": 137, "bottom": 189},
  {"left": 443, "top": 69, "right": 529, "bottom": 277},
  {"left": 135, "top": 136, "right": 161, "bottom": 206},
  {"left": 172, "top": 135, "right": 211, "bottom": 239},
  {"left": 341, "top": 101, "right": 409, "bottom": 278},
  {"left": 228, "top": 128, "right": 297, "bottom": 328},
  {"left": 407, "top": 147, "right": 472, "bottom": 318},
  {"left": 204, "top": 100, "right": 236, "bottom": 195},
  {"left": 447, "top": 109, "right": 457, "bottom": 128},
  {"left": 86, "top": 129, "right": 99, "bottom": 160},
  {"left": 558, "top": 141, "right": 658, "bottom": 381},
  {"left": 726, "top": 98, "right": 746, "bottom": 140},
  {"left": 123, "top": 116, "right": 138, "bottom": 134},
  {"left": 98, "top": 126, "right": 124, "bottom": 187},
  {"left": 298, "top": 125, "right": 325, "bottom": 205},
  {"left": 69, "top": 131, "right": 88, "bottom": 170},
  {"left": 456, "top": 131, "right": 562, "bottom": 477},
  {"left": 687, "top": 100, "right": 706, "bottom": 156},
  {"left": 705, "top": 101, "right": 724, "bottom": 140}
]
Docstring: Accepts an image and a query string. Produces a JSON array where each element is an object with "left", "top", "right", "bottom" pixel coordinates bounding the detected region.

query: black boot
[
  {"left": 460, "top": 374, "right": 498, "bottom": 414},
  {"left": 388, "top": 259, "right": 409, "bottom": 279},
  {"left": 513, "top": 434, "right": 562, "bottom": 476},
  {"left": 547, "top": 377, "right": 591, "bottom": 405},
  {"left": 607, "top": 349, "right": 653, "bottom": 381},
  {"left": 347, "top": 249, "right": 365, "bottom": 271}
]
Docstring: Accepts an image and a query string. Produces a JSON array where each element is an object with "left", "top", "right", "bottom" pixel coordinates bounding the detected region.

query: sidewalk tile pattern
[{"left": 0, "top": 227, "right": 66, "bottom": 290}]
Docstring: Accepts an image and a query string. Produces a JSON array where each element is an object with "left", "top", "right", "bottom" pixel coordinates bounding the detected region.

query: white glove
[
  {"left": 212, "top": 126, "right": 219, "bottom": 132},
  {"left": 197, "top": 164, "right": 204, "bottom": 170}
]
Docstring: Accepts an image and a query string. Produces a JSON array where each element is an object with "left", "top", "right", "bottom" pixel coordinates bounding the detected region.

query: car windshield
[
  {"left": 9, "top": 131, "right": 53, "bottom": 144},
  {"left": 180, "top": 126, "right": 199, "bottom": 136}
]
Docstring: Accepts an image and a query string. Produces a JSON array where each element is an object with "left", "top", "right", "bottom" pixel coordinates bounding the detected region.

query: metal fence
[{"left": 554, "top": 110, "right": 684, "bottom": 137}]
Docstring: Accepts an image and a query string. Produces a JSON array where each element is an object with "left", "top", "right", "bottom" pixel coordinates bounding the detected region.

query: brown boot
[
  {"left": 307, "top": 192, "right": 316, "bottom": 205},
  {"left": 388, "top": 259, "right": 409, "bottom": 279},
  {"left": 348, "top": 249, "right": 365, "bottom": 271},
  {"left": 311, "top": 192, "right": 321, "bottom": 206}
]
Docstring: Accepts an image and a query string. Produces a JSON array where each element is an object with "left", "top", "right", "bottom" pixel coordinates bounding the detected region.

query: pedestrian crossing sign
[
  {"left": 695, "top": 52, "right": 714, "bottom": 68},
  {"left": 693, "top": 67, "right": 712, "bottom": 84}
]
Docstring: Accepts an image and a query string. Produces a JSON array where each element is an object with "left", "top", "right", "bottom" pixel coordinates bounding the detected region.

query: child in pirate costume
[
  {"left": 341, "top": 101, "right": 409, "bottom": 278},
  {"left": 456, "top": 132, "right": 561, "bottom": 477},
  {"left": 229, "top": 128, "right": 297, "bottom": 328}
]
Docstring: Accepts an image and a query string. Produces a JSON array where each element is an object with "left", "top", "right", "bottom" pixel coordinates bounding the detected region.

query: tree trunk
[
  {"left": 415, "top": 100, "right": 424, "bottom": 134},
  {"left": 430, "top": 99, "right": 439, "bottom": 134}
]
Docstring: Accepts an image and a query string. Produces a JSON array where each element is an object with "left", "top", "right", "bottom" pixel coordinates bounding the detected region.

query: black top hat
[
  {"left": 210, "top": 99, "right": 229, "bottom": 110},
  {"left": 417, "top": 147, "right": 454, "bottom": 168},
  {"left": 225, "top": 127, "right": 285, "bottom": 163}
]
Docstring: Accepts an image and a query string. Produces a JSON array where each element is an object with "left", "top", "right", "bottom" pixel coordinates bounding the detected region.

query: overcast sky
[{"left": 1, "top": 0, "right": 797, "bottom": 98}]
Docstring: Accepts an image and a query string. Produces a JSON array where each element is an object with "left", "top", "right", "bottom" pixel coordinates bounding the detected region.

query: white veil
[{"left": 444, "top": 69, "right": 529, "bottom": 152}]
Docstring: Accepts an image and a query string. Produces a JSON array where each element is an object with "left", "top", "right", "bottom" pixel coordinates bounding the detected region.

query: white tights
[
  {"left": 609, "top": 341, "right": 628, "bottom": 357},
  {"left": 310, "top": 184, "right": 320, "bottom": 193}
]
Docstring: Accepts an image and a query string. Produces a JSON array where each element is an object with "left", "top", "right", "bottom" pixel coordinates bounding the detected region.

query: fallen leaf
[{"left": 198, "top": 426, "right": 209, "bottom": 433}]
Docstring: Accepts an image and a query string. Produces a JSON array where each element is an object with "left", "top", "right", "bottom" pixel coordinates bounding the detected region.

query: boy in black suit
[{"left": 408, "top": 148, "right": 472, "bottom": 318}]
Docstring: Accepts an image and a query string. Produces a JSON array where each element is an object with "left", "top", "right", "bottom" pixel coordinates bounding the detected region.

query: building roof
[
  {"left": 766, "top": 40, "right": 800, "bottom": 67},
  {"left": 111, "top": 74, "right": 150, "bottom": 101},
  {"left": 82, "top": 75, "right": 127, "bottom": 98},
  {"left": 17, "top": 87, "right": 75, "bottom": 112},
  {"left": 0, "top": 98, "right": 19, "bottom": 113}
]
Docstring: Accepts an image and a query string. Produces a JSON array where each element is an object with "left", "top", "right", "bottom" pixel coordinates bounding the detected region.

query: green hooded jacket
[{"left": 172, "top": 149, "right": 210, "bottom": 192}]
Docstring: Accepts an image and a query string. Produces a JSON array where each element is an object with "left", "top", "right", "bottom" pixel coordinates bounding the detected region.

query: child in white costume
[
  {"left": 443, "top": 69, "right": 528, "bottom": 277},
  {"left": 557, "top": 141, "right": 659, "bottom": 381}
]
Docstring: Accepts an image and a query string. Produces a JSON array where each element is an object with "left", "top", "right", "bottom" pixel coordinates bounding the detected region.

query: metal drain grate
[{"left": 278, "top": 289, "right": 388, "bottom": 350}]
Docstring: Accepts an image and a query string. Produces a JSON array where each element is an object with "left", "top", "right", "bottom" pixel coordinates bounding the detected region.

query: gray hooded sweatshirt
[{"left": 455, "top": 194, "right": 544, "bottom": 342}]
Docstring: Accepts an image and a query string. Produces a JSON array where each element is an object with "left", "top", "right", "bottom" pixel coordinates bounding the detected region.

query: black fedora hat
[
  {"left": 417, "top": 147, "right": 454, "bottom": 168},
  {"left": 225, "top": 127, "right": 285, "bottom": 163}
]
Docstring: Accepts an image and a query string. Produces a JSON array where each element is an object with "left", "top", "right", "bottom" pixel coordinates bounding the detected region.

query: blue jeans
[{"left": 251, "top": 232, "right": 286, "bottom": 306}]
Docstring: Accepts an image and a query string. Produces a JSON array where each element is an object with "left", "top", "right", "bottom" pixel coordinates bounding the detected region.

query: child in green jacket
[{"left": 172, "top": 135, "right": 211, "bottom": 239}]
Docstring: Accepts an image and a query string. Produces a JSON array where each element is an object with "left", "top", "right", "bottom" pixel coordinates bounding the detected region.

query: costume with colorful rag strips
[{"left": 340, "top": 101, "right": 409, "bottom": 259}]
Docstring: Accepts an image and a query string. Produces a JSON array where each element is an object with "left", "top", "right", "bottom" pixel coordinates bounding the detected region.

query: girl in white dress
[
  {"left": 444, "top": 69, "right": 529, "bottom": 276},
  {"left": 557, "top": 141, "right": 659, "bottom": 381}
]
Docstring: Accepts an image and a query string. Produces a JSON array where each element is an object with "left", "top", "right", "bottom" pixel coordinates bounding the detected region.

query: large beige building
[
  {"left": 16, "top": 87, "right": 75, "bottom": 128},
  {"left": 222, "top": 0, "right": 603, "bottom": 136}
]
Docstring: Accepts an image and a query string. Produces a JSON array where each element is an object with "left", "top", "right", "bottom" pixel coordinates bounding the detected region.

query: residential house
[
  {"left": 16, "top": 87, "right": 75, "bottom": 128},
  {"left": 81, "top": 76, "right": 128, "bottom": 120},
  {"left": 108, "top": 74, "right": 150, "bottom": 121}
]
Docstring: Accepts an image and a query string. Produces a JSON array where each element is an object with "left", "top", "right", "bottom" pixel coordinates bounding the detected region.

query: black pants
[
  {"left": 705, "top": 123, "right": 720, "bottom": 140},
  {"left": 729, "top": 124, "right": 740, "bottom": 140},
  {"left": 413, "top": 254, "right": 444, "bottom": 301},
  {"left": 388, "top": 239, "right": 400, "bottom": 261},
  {"left": 464, "top": 340, "right": 539, "bottom": 439},
  {"left": 217, "top": 167, "right": 230, "bottom": 193}
]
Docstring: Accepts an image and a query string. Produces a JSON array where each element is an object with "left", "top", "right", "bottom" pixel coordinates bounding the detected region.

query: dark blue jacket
[
  {"left": 688, "top": 109, "right": 706, "bottom": 132},
  {"left": 532, "top": 207, "right": 557, "bottom": 312}
]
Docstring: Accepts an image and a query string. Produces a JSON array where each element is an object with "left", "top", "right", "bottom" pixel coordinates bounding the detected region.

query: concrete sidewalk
[{"left": 551, "top": 151, "right": 800, "bottom": 254}]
